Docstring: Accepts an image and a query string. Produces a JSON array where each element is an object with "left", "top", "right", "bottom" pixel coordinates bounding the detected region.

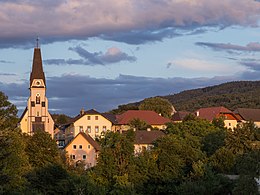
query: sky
[{"left": 0, "top": 0, "right": 260, "bottom": 117}]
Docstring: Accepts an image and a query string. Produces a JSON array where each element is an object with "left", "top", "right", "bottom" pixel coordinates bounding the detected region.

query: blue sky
[{"left": 0, "top": 0, "right": 260, "bottom": 116}]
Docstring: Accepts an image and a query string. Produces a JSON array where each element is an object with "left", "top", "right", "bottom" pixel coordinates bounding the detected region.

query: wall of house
[
  {"left": 73, "top": 114, "right": 113, "bottom": 139},
  {"left": 20, "top": 110, "right": 28, "bottom": 134},
  {"left": 65, "top": 134, "right": 98, "bottom": 168},
  {"left": 134, "top": 144, "right": 152, "bottom": 154},
  {"left": 254, "top": 121, "right": 260, "bottom": 127},
  {"left": 224, "top": 119, "right": 238, "bottom": 130}
]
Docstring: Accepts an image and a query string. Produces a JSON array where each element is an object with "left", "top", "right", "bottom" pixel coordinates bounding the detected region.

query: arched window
[{"left": 36, "top": 93, "right": 40, "bottom": 104}]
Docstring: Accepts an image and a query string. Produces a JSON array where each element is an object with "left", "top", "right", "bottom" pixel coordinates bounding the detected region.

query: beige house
[
  {"left": 134, "top": 130, "right": 165, "bottom": 154},
  {"left": 64, "top": 132, "right": 100, "bottom": 168},
  {"left": 195, "top": 106, "right": 240, "bottom": 130},
  {"left": 19, "top": 46, "right": 54, "bottom": 137},
  {"left": 65, "top": 109, "right": 117, "bottom": 143},
  {"left": 234, "top": 108, "right": 260, "bottom": 127}
]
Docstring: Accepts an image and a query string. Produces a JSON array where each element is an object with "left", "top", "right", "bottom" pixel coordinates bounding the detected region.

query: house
[
  {"left": 134, "top": 130, "right": 165, "bottom": 154},
  {"left": 234, "top": 108, "right": 260, "bottom": 127},
  {"left": 115, "top": 110, "right": 172, "bottom": 131},
  {"left": 172, "top": 111, "right": 191, "bottom": 123},
  {"left": 65, "top": 109, "right": 117, "bottom": 143},
  {"left": 195, "top": 106, "right": 239, "bottom": 129},
  {"left": 64, "top": 132, "right": 100, "bottom": 168},
  {"left": 19, "top": 45, "right": 54, "bottom": 137}
]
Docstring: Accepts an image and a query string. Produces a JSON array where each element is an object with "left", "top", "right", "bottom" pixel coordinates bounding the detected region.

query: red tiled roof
[
  {"left": 116, "top": 110, "right": 171, "bottom": 125},
  {"left": 234, "top": 108, "right": 260, "bottom": 121},
  {"left": 195, "top": 106, "right": 236, "bottom": 121},
  {"left": 134, "top": 130, "right": 165, "bottom": 144}
]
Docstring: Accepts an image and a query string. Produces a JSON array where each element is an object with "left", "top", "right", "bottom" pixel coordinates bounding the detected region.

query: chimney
[{"left": 80, "top": 108, "right": 85, "bottom": 116}]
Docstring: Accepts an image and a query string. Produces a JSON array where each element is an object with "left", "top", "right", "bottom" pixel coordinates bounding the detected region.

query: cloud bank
[
  {"left": 2, "top": 72, "right": 259, "bottom": 117},
  {"left": 0, "top": 0, "right": 260, "bottom": 47}
]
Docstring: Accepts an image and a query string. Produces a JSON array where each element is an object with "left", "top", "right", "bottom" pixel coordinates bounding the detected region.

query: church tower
[{"left": 19, "top": 41, "right": 54, "bottom": 137}]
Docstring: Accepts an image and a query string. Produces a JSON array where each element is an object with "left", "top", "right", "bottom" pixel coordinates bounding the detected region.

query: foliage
[
  {"left": 26, "top": 164, "right": 70, "bottom": 194},
  {"left": 0, "top": 92, "right": 30, "bottom": 193},
  {"left": 232, "top": 175, "right": 259, "bottom": 195},
  {"left": 0, "top": 130, "right": 30, "bottom": 193},
  {"left": 25, "top": 130, "right": 62, "bottom": 168},
  {"left": 164, "top": 81, "right": 260, "bottom": 111},
  {"left": 52, "top": 113, "right": 72, "bottom": 125},
  {"left": 91, "top": 131, "right": 136, "bottom": 193},
  {"left": 110, "top": 81, "right": 260, "bottom": 113},
  {"left": 225, "top": 122, "right": 259, "bottom": 155},
  {"left": 139, "top": 97, "right": 174, "bottom": 118},
  {"left": 128, "top": 118, "right": 150, "bottom": 130},
  {"left": 109, "top": 104, "right": 139, "bottom": 115},
  {"left": 0, "top": 91, "right": 18, "bottom": 130}
]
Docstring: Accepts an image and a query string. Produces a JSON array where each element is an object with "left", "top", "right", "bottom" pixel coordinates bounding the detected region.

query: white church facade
[{"left": 19, "top": 46, "right": 54, "bottom": 138}]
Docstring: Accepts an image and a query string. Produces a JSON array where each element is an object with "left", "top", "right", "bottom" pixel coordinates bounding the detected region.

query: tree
[
  {"left": 139, "top": 97, "right": 174, "bottom": 118},
  {"left": 0, "top": 92, "right": 30, "bottom": 193},
  {"left": 225, "top": 122, "right": 258, "bottom": 155},
  {"left": 128, "top": 118, "right": 150, "bottom": 130},
  {"left": 0, "top": 91, "right": 18, "bottom": 130},
  {"left": 91, "top": 131, "right": 136, "bottom": 193},
  {"left": 25, "top": 130, "right": 62, "bottom": 168}
]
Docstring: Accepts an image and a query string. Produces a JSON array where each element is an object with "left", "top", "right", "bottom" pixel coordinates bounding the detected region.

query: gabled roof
[
  {"left": 30, "top": 48, "right": 46, "bottom": 86},
  {"left": 70, "top": 109, "right": 117, "bottom": 124},
  {"left": 234, "top": 108, "right": 260, "bottom": 121},
  {"left": 134, "top": 130, "right": 165, "bottom": 144},
  {"left": 195, "top": 106, "right": 237, "bottom": 121},
  {"left": 116, "top": 110, "right": 171, "bottom": 125},
  {"left": 102, "top": 113, "right": 117, "bottom": 124},
  {"left": 172, "top": 111, "right": 191, "bottom": 121},
  {"left": 65, "top": 132, "right": 101, "bottom": 151}
]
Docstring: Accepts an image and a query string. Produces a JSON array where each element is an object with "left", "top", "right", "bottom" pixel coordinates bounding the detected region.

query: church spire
[{"left": 30, "top": 38, "right": 46, "bottom": 87}]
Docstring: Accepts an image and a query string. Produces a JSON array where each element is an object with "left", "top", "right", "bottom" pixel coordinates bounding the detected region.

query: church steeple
[{"left": 30, "top": 39, "right": 46, "bottom": 87}]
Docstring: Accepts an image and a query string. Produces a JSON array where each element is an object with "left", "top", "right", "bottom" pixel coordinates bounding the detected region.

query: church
[{"left": 19, "top": 44, "right": 54, "bottom": 138}]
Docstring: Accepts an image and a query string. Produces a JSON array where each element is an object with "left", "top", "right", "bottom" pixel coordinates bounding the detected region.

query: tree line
[{"left": 0, "top": 91, "right": 259, "bottom": 194}]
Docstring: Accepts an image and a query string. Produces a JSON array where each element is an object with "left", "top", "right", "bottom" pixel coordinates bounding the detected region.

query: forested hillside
[
  {"left": 111, "top": 81, "right": 260, "bottom": 113},
  {"left": 163, "top": 81, "right": 260, "bottom": 111}
]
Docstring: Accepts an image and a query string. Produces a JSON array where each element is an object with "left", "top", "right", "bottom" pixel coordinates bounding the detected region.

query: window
[
  {"left": 82, "top": 155, "right": 86, "bottom": 160},
  {"left": 70, "top": 155, "right": 76, "bottom": 160},
  {"left": 36, "top": 94, "right": 40, "bottom": 104},
  {"left": 103, "top": 126, "right": 107, "bottom": 132},
  {"left": 229, "top": 123, "right": 231, "bottom": 126},
  {"left": 79, "top": 145, "right": 82, "bottom": 149},
  {"left": 95, "top": 116, "right": 98, "bottom": 120},
  {"left": 95, "top": 126, "right": 99, "bottom": 133},
  {"left": 87, "top": 116, "right": 91, "bottom": 120},
  {"left": 79, "top": 126, "right": 83, "bottom": 132},
  {"left": 88, "top": 144, "right": 91, "bottom": 149},
  {"left": 37, "top": 111, "right": 39, "bottom": 117},
  {"left": 73, "top": 145, "right": 76, "bottom": 149},
  {"left": 31, "top": 101, "right": 35, "bottom": 107},
  {"left": 87, "top": 126, "right": 91, "bottom": 133},
  {"left": 42, "top": 102, "right": 45, "bottom": 107}
]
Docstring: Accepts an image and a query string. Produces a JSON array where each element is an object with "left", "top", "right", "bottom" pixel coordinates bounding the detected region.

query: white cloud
[{"left": 172, "top": 58, "right": 246, "bottom": 74}]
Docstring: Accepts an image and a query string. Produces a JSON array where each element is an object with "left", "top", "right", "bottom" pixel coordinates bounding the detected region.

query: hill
[{"left": 110, "top": 81, "right": 260, "bottom": 113}]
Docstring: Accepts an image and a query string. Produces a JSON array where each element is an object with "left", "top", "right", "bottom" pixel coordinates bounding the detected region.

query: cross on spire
[{"left": 36, "top": 37, "right": 40, "bottom": 48}]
